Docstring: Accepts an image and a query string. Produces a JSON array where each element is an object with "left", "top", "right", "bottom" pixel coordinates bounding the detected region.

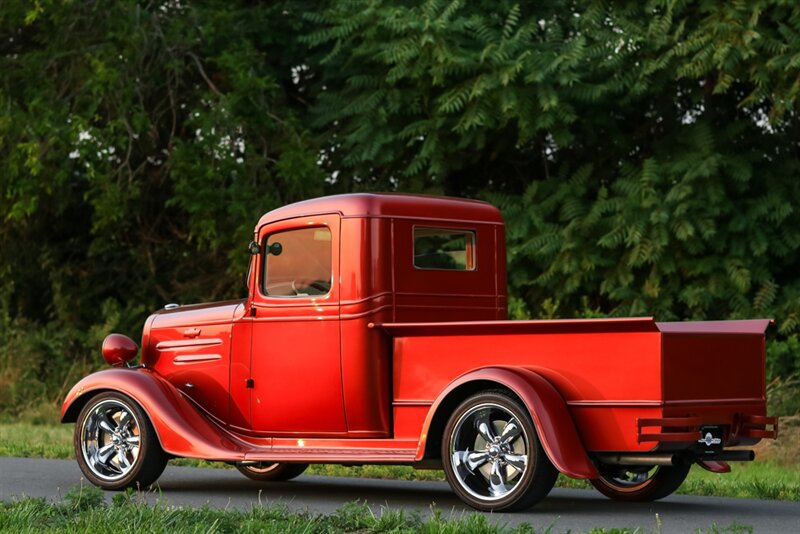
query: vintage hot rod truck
[{"left": 61, "top": 193, "right": 778, "bottom": 511}]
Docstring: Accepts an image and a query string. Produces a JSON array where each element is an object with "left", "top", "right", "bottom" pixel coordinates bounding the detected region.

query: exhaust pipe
[
  {"left": 698, "top": 450, "right": 755, "bottom": 462},
  {"left": 594, "top": 453, "right": 677, "bottom": 466},
  {"left": 595, "top": 450, "right": 755, "bottom": 466}
]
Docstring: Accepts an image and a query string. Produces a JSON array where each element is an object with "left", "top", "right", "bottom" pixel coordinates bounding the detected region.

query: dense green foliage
[{"left": 2, "top": 1, "right": 799, "bottom": 414}]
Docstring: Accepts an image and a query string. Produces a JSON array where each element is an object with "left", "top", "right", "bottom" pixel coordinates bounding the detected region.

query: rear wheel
[
  {"left": 236, "top": 462, "right": 308, "bottom": 482},
  {"left": 442, "top": 391, "right": 558, "bottom": 511},
  {"left": 74, "top": 392, "right": 168, "bottom": 490},
  {"left": 590, "top": 463, "right": 691, "bottom": 502}
]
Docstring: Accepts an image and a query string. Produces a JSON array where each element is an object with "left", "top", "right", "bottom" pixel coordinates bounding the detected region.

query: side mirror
[
  {"left": 267, "top": 242, "right": 282, "bottom": 256},
  {"left": 249, "top": 241, "right": 282, "bottom": 255},
  {"left": 102, "top": 334, "right": 139, "bottom": 367}
]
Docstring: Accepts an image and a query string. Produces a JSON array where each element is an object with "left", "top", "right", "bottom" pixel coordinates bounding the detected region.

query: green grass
[
  {"left": 678, "top": 463, "right": 800, "bottom": 500},
  {"left": 0, "top": 484, "right": 755, "bottom": 534},
  {"left": 0, "top": 490, "right": 528, "bottom": 534},
  {"left": 1, "top": 421, "right": 798, "bottom": 501},
  {"left": 0, "top": 421, "right": 74, "bottom": 458}
]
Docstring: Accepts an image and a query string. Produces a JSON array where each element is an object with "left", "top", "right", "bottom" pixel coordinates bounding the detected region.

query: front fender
[
  {"left": 61, "top": 368, "right": 247, "bottom": 460},
  {"left": 417, "top": 366, "right": 598, "bottom": 479}
]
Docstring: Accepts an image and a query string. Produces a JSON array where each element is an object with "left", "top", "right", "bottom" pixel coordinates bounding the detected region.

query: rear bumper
[{"left": 637, "top": 413, "right": 779, "bottom": 444}]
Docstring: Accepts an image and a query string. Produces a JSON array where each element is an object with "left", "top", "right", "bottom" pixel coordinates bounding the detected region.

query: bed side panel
[{"left": 392, "top": 329, "right": 662, "bottom": 452}]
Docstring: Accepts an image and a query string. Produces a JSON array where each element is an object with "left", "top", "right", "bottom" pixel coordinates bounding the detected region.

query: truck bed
[{"left": 374, "top": 318, "right": 772, "bottom": 452}]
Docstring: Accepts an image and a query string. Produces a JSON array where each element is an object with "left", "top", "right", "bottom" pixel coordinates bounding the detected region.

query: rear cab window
[{"left": 413, "top": 227, "right": 476, "bottom": 271}]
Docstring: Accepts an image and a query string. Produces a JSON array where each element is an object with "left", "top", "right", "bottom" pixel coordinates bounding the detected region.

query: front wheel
[
  {"left": 442, "top": 391, "right": 558, "bottom": 512},
  {"left": 74, "top": 392, "right": 168, "bottom": 490},
  {"left": 236, "top": 462, "right": 308, "bottom": 482},
  {"left": 590, "top": 463, "right": 691, "bottom": 502}
]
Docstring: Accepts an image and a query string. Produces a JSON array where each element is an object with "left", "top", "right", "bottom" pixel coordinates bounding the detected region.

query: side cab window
[{"left": 262, "top": 226, "right": 332, "bottom": 297}]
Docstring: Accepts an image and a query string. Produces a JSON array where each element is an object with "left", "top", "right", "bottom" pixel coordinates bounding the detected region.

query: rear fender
[
  {"left": 417, "top": 366, "right": 598, "bottom": 479},
  {"left": 61, "top": 368, "right": 247, "bottom": 460}
]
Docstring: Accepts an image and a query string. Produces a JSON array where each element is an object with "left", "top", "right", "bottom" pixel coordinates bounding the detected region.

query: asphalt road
[{"left": 1, "top": 457, "right": 798, "bottom": 533}]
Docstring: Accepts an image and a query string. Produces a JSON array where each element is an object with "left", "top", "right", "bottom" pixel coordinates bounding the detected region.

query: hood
[
  {"left": 149, "top": 299, "right": 246, "bottom": 330},
  {"left": 141, "top": 299, "right": 246, "bottom": 367}
]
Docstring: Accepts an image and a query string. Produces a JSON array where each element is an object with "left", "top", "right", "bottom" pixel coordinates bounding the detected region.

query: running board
[{"left": 243, "top": 447, "right": 417, "bottom": 464}]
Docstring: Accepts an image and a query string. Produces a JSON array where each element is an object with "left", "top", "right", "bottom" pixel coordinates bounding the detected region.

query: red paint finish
[
  {"left": 256, "top": 193, "right": 504, "bottom": 229},
  {"left": 386, "top": 324, "right": 663, "bottom": 453},
  {"left": 62, "top": 193, "right": 777, "bottom": 486},
  {"left": 391, "top": 218, "right": 504, "bottom": 322},
  {"left": 338, "top": 217, "right": 394, "bottom": 435},
  {"left": 101, "top": 334, "right": 139, "bottom": 367},
  {"left": 61, "top": 368, "right": 251, "bottom": 459},
  {"left": 415, "top": 367, "right": 598, "bottom": 478},
  {"left": 657, "top": 319, "right": 772, "bottom": 334},
  {"left": 661, "top": 330, "right": 766, "bottom": 402},
  {"left": 249, "top": 213, "right": 346, "bottom": 435},
  {"left": 698, "top": 460, "right": 731, "bottom": 473},
  {"left": 143, "top": 300, "right": 243, "bottom": 424}
]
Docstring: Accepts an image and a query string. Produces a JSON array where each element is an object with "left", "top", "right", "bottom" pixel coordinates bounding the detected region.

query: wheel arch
[
  {"left": 63, "top": 387, "right": 173, "bottom": 456},
  {"left": 62, "top": 387, "right": 113, "bottom": 424},
  {"left": 416, "top": 366, "right": 598, "bottom": 479},
  {"left": 418, "top": 379, "right": 514, "bottom": 463},
  {"left": 61, "top": 368, "right": 247, "bottom": 460}
]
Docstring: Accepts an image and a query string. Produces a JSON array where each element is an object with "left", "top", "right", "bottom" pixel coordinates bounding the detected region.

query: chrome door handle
[{"left": 183, "top": 327, "right": 201, "bottom": 338}]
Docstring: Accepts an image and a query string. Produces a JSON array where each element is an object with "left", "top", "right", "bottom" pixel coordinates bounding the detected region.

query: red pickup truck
[{"left": 61, "top": 193, "right": 778, "bottom": 511}]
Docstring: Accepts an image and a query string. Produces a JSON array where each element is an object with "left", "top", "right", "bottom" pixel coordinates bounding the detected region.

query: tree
[
  {"left": 0, "top": 0, "right": 323, "bottom": 411},
  {"left": 2, "top": 0, "right": 800, "bottom": 413},
  {"left": 308, "top": 0, "right": 800, "bottom": 330}
]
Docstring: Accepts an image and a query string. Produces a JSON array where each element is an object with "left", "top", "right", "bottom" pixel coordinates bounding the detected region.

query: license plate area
[{"left": 696, "top": 425, "right": 724, "bottom": 454}]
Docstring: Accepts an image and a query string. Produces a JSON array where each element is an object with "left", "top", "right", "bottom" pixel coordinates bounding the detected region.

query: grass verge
[
  {"left": 0, "top": 484, "right": 756, "bottom": 534},
  {"left": 1, "top": 421, "right": 798, "bottom": 501}
]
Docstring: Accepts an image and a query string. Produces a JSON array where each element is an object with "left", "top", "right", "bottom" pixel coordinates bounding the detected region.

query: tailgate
[
  {"left": 658, "top": 320, "right": 770, "bottom": 403},
  {"left": 647, "top": 320, "right": 778, "bottom": 447}
]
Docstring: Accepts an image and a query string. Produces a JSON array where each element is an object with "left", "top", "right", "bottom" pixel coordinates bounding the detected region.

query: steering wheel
[
  {"left": 306, "top": 280, "right": 331, "bottom": 294},
  {"left": 263, "top": 281, "right": 298, "bottom": 296},
  {"left": 291, "top": 279, "right": 330, "bottom": 295},
  {"left": 265, "top": 280, "right": 329, "bottom": 296}
]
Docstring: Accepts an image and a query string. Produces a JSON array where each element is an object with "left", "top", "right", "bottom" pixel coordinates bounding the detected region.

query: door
[{"left": 248, "top": 214, "right": 346, "bottom": 434}]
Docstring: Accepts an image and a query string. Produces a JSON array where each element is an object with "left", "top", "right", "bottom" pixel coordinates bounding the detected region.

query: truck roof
[{"left": 256, "top": 193, "right": 504, "bottom": 229}]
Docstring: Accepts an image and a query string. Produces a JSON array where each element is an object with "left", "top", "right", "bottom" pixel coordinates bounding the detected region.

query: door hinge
[
  {"left": 245, "top": 378, "right": 254, "bottom": 388},
  {"left": 249, "top": 306, "right": 257, "bottom": 317}
]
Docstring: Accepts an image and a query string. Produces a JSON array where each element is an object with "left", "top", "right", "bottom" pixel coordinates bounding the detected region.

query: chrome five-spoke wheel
[
  {"left": 591, "top": 463, "right": 691, "bottom": 502},
  {"left": 74, "top": 392, "right": 167, "bottom": 490},
  {"left": 236, "top": 462, "right": 309, "bottom": 482},
  {"left": 80, "top": 399, "right": 141, "bottom": 480},
  {"left": 442, "top": 391, "right": 557, "bottom": 511}
]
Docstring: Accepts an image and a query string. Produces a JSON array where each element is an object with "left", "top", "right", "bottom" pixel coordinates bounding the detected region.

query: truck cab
[{"left": 144, "top": 193, "right": 507, "bottom": 437}]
